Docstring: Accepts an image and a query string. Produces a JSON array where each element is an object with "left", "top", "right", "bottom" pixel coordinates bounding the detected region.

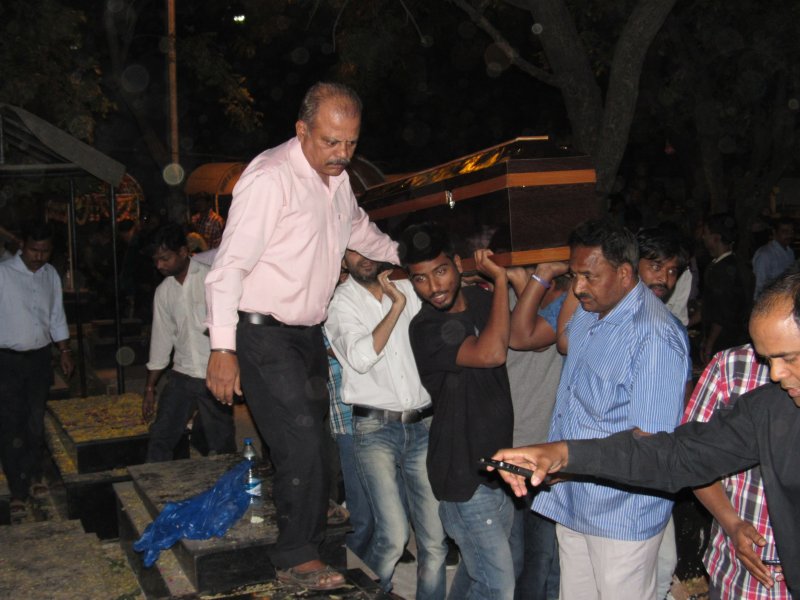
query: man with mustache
[
  {"left": 0, "top": 221, "right": 73, "bottom": 519},
  {"left": 142, "top": 223, "right": 235, "bottom": 462},
  {"left": 491, "top": 271, "right": 800, "bottom": 598},
  {"left": 535, "top": 219, "right": 690, "bottom": 600},
  {"left": 205, "top": 82, "right": 398, "bottom": 591},
  {"left": 325, "top": 249, "right": 447, "bottom": 598},
  {"left": 637, "top": 227, "right": 687, "bottom": 306}
]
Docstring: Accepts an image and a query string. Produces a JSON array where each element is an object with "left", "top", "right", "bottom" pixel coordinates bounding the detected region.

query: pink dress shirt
[{"left": 205, "top": 137, "right": 399, "bottom": 350}]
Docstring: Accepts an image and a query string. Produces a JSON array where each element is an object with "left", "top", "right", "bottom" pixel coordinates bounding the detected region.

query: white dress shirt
[
  {"left": 0, "top": 253, "right": 69, "bottom": 351},
  {"left": 147, "top": 259, "right": 211, "bottom": 379},
  {"left": 324, "top": 277, "right": 430, "bottom": 411}
]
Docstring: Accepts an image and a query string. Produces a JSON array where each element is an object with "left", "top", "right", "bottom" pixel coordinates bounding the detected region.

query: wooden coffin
[{"left": 359, "top": 136, "right": 601, "bottom": 266}]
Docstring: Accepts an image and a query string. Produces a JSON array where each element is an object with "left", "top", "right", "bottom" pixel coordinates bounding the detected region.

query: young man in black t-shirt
[{"left": 400, "top": 222, "right": 516, "bottom": 600}]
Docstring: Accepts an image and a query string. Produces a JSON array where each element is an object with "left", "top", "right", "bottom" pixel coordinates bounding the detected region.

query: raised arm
[
  {"left": 509, "top": 262, "right": 569, "bottom": 351},
  {"left": 456, "top": 250, "right": 510, "bottom": 368}
]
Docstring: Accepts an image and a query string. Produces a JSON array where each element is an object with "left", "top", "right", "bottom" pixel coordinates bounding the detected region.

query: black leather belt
[
  {"left": 238, "top": 311, "right": 314, "bottom": 329},
  {"left": 353, "top": 405, "right": 434, "bottom": 424},
  {"left": 0, "top": 347, "right": 46, "bottom": 356}
]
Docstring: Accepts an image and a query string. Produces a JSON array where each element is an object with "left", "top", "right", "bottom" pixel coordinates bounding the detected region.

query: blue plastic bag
[{"left": 134, "top": 459, "right": 251, "bottom": 567}]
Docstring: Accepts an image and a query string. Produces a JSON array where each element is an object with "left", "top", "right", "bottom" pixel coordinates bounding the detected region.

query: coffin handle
[{"left": 445, "top": 190, "right": 455, "bottom": 209}]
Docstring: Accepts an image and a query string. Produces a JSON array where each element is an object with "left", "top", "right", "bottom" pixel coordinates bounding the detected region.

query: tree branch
[{"left": 448, "top": 0, "right": 557, "bottom": 86}]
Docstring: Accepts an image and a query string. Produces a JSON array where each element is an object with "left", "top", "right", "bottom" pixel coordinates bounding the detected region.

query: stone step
[
  {"left": 117, "top": 471, "right": 387, "bottom": 599},
  {"left": 0, "top": 519, "right": 141, "bottom": 599},
  {"left": 44, "top": 402, "right": 188, "bottom": 539}
]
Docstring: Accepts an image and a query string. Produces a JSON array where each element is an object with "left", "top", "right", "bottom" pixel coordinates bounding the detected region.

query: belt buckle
[{"left": 401, "top": 410, "right": 418, "bottom": 424}]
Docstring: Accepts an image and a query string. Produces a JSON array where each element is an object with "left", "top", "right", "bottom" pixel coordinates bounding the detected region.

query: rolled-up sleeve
[{"left": 325, "top": 292, "right": 383, "bottom": 374}]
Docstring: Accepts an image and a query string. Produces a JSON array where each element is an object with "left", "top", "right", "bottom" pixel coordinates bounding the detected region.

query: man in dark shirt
[
  {"left": 401, "top": 222, "right": 516, "bottom": 600},
  {"left": 701, "top": 213, "right": 750, "bottom": 363},
  {"left": 491, "top": 271, "right": 800, "bottom": 597}
]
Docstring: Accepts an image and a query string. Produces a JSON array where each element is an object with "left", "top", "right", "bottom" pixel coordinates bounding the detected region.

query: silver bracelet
[
  {"left": 530, "top": 273, "right": 551, "bottom": 289},
  {"left": 211, "top": 348, "right": 237, "bottom": 355}
]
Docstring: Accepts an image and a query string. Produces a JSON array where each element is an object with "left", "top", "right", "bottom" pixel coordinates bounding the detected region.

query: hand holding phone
[{"left": 478, "top": 457, "right": 534, "bottom": 479}]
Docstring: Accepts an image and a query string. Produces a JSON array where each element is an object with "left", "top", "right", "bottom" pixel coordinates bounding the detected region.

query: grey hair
[{"left": 298, "top": 82, "right": 362, "bottom": 126}]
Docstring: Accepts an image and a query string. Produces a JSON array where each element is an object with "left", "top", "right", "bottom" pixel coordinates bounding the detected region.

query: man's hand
[
  {"left": 489, "top": 442, "right": 569, "bottom": 496},
  {"left": 60, "top": 351, "right": 74, "bottom": 379},
  {"left": 142, "top": 388, "right": 156, "bottom": 422},
  {"left": 474, "top": 249, "right": 506, "bottom": 282},
  {"left": 535, "top": 261, "right": 569, "bottom": 283},
  {"left": 378, "top": 270, "right": 406, "bottom": 309},
  {"left": 725, "top": 519, "right": 782, "bottom": 587},
  {"left": 206, "top": 351, "right": 241, "bottom": 405},
  {"left": 505, "top": 266, "right": 531, "bottom": 293}
]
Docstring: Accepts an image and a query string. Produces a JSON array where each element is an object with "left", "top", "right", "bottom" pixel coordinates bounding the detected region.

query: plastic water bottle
[{"left": 242, "top": 438, "right": 262, "bottom": 504}]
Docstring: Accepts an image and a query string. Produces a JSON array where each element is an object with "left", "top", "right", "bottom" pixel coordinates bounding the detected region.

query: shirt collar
[
  {"left": 712, "top": 250, "right": 733, "bottom": 264},
  {"left": 9, "top": 252, "right": 35, "bottom": 275},
  {"left": 287, "top": 136, "right": 349, "bottom": 191},
  {"left": 587, "top": 280, "right": 644, "bottom": 326}
]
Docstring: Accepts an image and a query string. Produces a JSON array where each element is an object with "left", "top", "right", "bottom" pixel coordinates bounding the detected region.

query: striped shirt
[
  {"left": 533, "top": 281, "right": 689, "bottom": 540},
  {"left": 683, "top": 345, "right": 789, "bottom": 599},
  {"left": 324, "top": 333, "right": 351, "bottom": 436}
]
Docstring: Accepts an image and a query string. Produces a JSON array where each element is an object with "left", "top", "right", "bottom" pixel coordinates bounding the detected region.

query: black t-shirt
[{"left": 409, "top": 285, "right": 514, "bottom": 502}]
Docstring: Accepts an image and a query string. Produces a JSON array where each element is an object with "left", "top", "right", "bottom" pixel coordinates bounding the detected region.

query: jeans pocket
[{"left": 354, "top": 415, "right": 384, "bottom": 437}]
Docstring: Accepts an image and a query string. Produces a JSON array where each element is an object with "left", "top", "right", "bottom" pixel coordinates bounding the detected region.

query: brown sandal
[{"left": 276, "top": 564, "right": 346, "bottom": 591}]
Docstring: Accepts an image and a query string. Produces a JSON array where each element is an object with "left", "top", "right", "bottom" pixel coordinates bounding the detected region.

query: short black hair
[
  {"left": 637, "top": 227, "right": 688, "bottom": 272},
  {"left": 21, "top": 220, "right": 54, "bottom": 243},
  {"left": 752, "top": 269, "right": 800, "bottom": 329},
  {"left": 705, "top": 213, "right": 737, "bottom": 245},
  {"left": 398, "top": 222, "right": 455, "bottom": 268},
  {"left": 146, "top": 222, "right": 188, "bottom": 256},
  {"left": 772, "top": 216, "right": 795, "bottom": 231},
  {"left": 568, "top": 218, "right": 639, "bottom": 275}
]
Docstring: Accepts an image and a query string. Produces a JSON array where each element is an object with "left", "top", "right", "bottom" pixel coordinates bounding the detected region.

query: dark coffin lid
[{"left": 360, "top": 136, "right": 599, "bottom": 266}]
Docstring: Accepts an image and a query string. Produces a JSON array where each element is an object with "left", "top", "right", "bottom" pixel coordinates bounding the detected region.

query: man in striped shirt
[
  {"left": 534, "top": 219, "right": 690, "bottom": 600},
  {"left": 684, "top": 345, "right": 789, "bottom": 599}
]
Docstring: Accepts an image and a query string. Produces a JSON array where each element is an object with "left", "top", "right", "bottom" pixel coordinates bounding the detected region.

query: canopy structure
[
  {"left": 0, "top": 104, "right": 125, "bottom": 185},
  {"left": 0, "top": 104, "right": 128, "bottom": 396}
]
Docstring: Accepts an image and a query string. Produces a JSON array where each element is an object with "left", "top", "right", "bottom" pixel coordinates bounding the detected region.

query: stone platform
[
  {"left": 118, "top": 454, "right": 357, "bottom": 596},
  {"left": 45, "top": 393, "right": 188, "bottom": 538},
  {"left": 0, "top": 520, "right": 141, "bottom": 599}
]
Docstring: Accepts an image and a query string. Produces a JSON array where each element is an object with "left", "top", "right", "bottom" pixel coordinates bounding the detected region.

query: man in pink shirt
[{"left": 204, "top": 82, "right": 399, "bottom": 591}]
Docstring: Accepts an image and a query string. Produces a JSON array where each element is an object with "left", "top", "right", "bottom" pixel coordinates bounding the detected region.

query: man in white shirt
[
  {"left": 143, "top": 224, "right": 235, "bottom": 461},
  {"left": 324, "top": 249, "right": 447, "bottom": 599},
  {"left": 0, "top": 221, "right": 73, "bottom": 514}
]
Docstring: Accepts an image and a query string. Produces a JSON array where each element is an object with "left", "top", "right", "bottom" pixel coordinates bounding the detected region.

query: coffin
[{"left": 359, "top": 136, "right": 601, "bottom": 266}]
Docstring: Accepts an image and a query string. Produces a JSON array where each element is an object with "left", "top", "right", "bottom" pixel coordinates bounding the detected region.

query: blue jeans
[
  {"left": 355, "top": 414, "right": 447, "bottom": 599},
  {"left": 335, "top": 432, "right": 374, "bottom": 557},
  {"left": 509, "top": 494, "right": 560, "bottom": 600},
  {"left": 441, "top": 484, "right": 515, "bottom": 600}
]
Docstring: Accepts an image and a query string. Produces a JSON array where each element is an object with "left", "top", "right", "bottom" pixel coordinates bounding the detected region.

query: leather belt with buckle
[
  {"left": 238, "top": 311, "right": 314, "bottom": 329},
  {"left": 352, "top": 405, "right": 434, "bottom": 424}
]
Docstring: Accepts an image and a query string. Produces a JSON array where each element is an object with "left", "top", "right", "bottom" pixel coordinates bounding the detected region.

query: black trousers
[
  {"left": 146, "top": 371, "right": 235, "bottom": 462},
  {"left": 237, "top": 321, "right": 330, "bottom": 569},
  {"left": 0, "top": 347, "right": 53, "bottom": 500}
]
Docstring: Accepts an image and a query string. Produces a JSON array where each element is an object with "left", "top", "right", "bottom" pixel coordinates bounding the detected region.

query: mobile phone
[
  {"left": 478, "top": 457, "right": 534, "bottom": 479},
  {"left": 762, "top": 559, "right": 781, "bottom": 566}
]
